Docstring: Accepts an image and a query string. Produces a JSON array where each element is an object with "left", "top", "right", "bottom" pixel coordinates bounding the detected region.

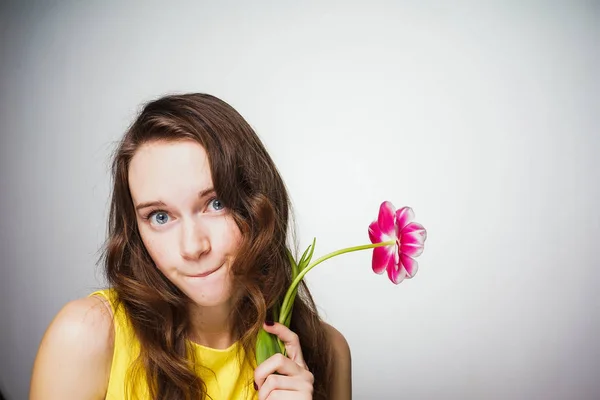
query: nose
[{"left": 180, "top": 219, "right": 210, "bottom": 261}]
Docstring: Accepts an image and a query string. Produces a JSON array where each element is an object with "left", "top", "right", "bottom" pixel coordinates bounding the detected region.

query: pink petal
[
  {"left": 387, "top": 261, "right": 407, "bottom": 284},
  {"left": 399, "top": 222, "right": 426, "bottom": 257},
  {"left": 400, "top": 222, "right": 427, "bottom": 243},
  {"left": 400, "top": 254, "right": 419, "bottom": 278},
  {"left": 395, "top": 207, "right": 415, "bottom": 232},
  {"left": 372, "top": 245, "right": 394, "bottom": 275},
  {"left": 400, "top": 241, "right": 424, "bottom": 257},
  {"left": 378, "top": 201, "right": 396, "bottom": 238},
  {"left": 368, "top": 221, "right": 383, "bottom": 244}
]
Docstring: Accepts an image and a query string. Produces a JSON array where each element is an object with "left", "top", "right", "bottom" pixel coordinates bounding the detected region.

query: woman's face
[{"left": 128, "top": 139, "right": 242, "bottom": 308}]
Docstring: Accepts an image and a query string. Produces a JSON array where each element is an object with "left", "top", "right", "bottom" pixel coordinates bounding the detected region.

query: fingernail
[
  {"left": 254, "top": 381, "right": 258, "bottom": 390},
  {"left": 265, "top": 319, "right": 274, "bottom": 326}
]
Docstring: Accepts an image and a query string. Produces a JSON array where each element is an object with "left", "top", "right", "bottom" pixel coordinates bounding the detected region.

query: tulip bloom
[{"left": 369, "top": 201, "right": 427, "bottom": 284}]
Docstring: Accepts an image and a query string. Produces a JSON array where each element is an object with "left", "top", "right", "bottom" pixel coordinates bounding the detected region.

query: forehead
[{"left": 128, "top": 140, "right": 213, "bottom": 203}]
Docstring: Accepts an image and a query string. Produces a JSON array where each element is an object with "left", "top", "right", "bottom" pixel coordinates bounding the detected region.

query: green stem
[{"left": 278, "top": 240, "right": 396, "bottom": 323}]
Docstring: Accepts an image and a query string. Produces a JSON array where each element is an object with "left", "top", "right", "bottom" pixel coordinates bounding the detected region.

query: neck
[{"left": 187, "top": 302, "right": 237, "bottom": 350}]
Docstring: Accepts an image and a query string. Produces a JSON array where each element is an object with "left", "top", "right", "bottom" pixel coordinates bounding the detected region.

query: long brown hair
[{"left": 101, "top": 93, "right": 333, "bottom": 399}]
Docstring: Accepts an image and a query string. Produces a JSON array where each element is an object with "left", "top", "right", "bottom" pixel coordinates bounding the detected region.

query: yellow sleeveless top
[{"left": 91, "top": 289, "right": 258, "bottom": 400}]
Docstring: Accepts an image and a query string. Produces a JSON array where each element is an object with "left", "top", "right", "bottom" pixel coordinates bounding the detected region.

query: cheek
[
  {"left": 211, "top": 218, "right": 242, "bottom": 256},
  {"left": 139, "top": 228, "right": 176, "bottom": 269},
  {"left": 224, "top": 219, "right": 242, "bottom": 254}
]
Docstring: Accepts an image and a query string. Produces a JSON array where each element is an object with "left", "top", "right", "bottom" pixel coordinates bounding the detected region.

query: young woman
[{"left": 30, "top": 93, "right": 352, "bottom": 399}]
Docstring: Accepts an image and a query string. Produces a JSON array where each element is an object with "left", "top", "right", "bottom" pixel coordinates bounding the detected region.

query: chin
[{"left": 187, "top": 288, "right": 233, "bottom": 308}]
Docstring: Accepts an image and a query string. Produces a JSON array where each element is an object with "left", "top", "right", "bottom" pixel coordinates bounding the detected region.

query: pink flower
[{"left": 368, "top": 201, "right": 427, "bottom": 284}]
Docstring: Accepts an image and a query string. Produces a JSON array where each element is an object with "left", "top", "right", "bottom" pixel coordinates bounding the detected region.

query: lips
[{"left": 188, "top": 264, "right": 222, "bottom": 278}]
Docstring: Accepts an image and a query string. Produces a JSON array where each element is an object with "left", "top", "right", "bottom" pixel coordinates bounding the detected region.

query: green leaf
[
  {"left": 280, "top": 277, "right": 300, "bottom": 328},
  {"left": 283, "top": 288, "right": 297, "bottom": 327},
  {"left": 256, "top": 328, "right": 282, "bottom": 365},
  {"left": 297, "top": 239, "right": 314, "bottom": 271},
  {"left": 286, "top": 248, "right": 299, "bottom": 280},
  {"left": 300, "top": 238, "right": 317, "bottom": 271},
  {"left": 279, "top": 238, "right": 316, "bottom": 325}
]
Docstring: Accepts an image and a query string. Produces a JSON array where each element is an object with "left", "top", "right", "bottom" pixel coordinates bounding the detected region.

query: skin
[{"left": 30, "top": 140, "right": 352, "bottom": 399}]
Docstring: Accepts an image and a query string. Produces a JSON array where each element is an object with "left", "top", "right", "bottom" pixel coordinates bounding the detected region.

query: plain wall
[{"left": 1, "top": 1, "right": 599, "bottom": 399}]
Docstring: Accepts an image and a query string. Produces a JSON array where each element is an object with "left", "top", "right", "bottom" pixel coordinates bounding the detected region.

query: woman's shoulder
[
  {"left": 37, "top": 293, "right": 115, "bottom": 360},
  {"left": 54, "top": 293, "right": 115, "bottom": 341},
  {"left": 30, "top": 294, "right": 115, "bottom": 399},
  {"left": 321, "top": 322, "right": 352, "bottom": 399},
  {"left": 322, "top": 322, "right": 351, "bottom": 360}
]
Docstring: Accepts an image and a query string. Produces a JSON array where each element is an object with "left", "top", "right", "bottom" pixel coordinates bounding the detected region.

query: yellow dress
[{"left": 91, "top": 289, "right": 258, "bottom": 400}]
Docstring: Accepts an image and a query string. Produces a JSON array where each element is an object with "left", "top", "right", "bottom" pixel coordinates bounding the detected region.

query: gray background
[{"left": 1, "top": 1, "right": 599, "bottom": 399}]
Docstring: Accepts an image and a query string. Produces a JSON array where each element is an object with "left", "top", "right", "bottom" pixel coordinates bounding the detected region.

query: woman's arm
[
  {"left": 30, "top": 296, "right": 114, "bottom": 400},
  {"left": 324, "top": 323, "right": 352, "bottom": 399}
]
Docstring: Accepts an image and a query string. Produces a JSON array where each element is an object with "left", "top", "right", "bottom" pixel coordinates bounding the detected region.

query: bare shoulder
[
  {"left": 39, "top": 295, "right": 115, "bottom": 355},
  {"left": 30, "top": 295, "right": 115, "bottom": 399},
  {"left": 322, "top": 322, "right": 352, "bottom": 400},
  {"left": 323, "top": 322, "right": 351, "bottom": 361}
]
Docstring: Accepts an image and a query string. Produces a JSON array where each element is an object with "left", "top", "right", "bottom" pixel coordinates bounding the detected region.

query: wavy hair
[{"left": 101, "top": 93, "right": 333, "bottom": 399}]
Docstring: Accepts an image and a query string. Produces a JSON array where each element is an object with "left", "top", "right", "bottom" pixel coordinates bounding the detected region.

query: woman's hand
[{"left": 254, "top": 321, "right": 314, "bottom": 400}]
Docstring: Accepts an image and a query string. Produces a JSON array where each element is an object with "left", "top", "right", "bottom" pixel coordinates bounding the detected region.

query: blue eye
[
  {"left": 149, "top": 211, "right": 170, "bottom": 225},
  {"left": 210, "top": 198, "right": 224, "bottom": 211}
]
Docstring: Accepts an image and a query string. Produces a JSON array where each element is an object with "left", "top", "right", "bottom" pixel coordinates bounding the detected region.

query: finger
[
  {"left": 254, "top": 353, "right": 306, "bottom": 389},
  {"left": 262, "top": 322, "right": 306, "bottom": 366},
  {"left": 258, "top": 374, "right": 313, "bottom": 400},
  {"left": 265, "top": 390, "right": 301, "bottom": 400}
]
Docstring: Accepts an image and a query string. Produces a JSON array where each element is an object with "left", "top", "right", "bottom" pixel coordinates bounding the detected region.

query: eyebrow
[
  {"left": 134, "top": 187, "right": 216, "bottom": 211},
  {"left": 198, "top": 187, "right": 216, "bottom": 199},
  {"left": 135, "top": 200, "right": 167, "bottom": 212}
]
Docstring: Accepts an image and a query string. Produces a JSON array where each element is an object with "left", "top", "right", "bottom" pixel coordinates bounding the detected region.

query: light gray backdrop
[{"left": 1, "top": 1, "right": 599, "bottom": 399}]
